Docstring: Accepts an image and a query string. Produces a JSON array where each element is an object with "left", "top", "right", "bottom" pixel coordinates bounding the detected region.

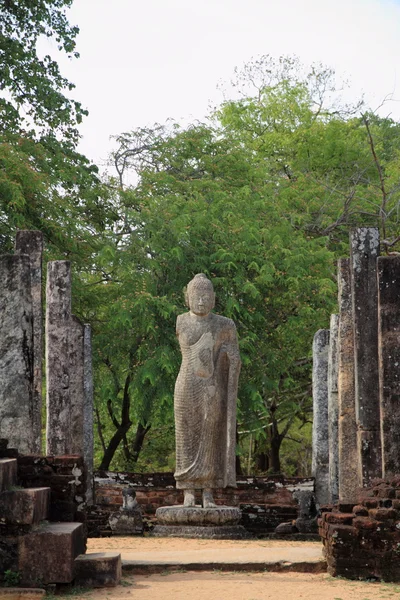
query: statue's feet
[
  {"left": 202, "top": 489, "right": 217, "bottom": 508},
  {"left": 184, "top": 489, "right": 196, "bottom": 507}
]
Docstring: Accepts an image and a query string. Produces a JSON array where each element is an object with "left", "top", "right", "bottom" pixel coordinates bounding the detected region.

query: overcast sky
[{"left": 56, "top": 0, "right": 400, "bottom": 171}]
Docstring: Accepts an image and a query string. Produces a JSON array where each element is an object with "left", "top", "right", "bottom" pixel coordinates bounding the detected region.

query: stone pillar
[
  {"left": 328, "top": 314, "right": 339, "bottom": 503},
  {"left": 83, "top": 324, "right": 94, "bottom": 504},
  {"left": 312, "top": 329, "right": 330, "bottom": 506},
  {"left": 0, "top": 255, "right": 35, "bottom": 452},
  {"left": 69, "top": 315, "right": 84, "bottom": 456},
  {"left": 337, "top": 259, "right": 360, "bottom": 500},
  {"left": 377, "top": 256, "right": 400, "bottom": 477},
  {"left": 350, "top": 228, "right": 382, "bottom": 486},
  {"left": 45, "top": 261, "right": 72, "bottom": 455},
  {"left": 15, "top": 230, "right": 43, "bottom": 453}
]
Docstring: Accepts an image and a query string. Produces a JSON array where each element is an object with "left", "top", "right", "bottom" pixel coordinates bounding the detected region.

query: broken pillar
[
  {"left": 312, "top": 329, "right": 330, "bottom": 506},
  {"left": 45, "top": 260, "right": 72, "bottom": 455},
  {"left": 84, "top": 324, "right": 94, "bottom": 504},
  {"left": 0, "top": 255, "right": 35, "bottom": 452},
  {"left": 15, "top": 230, "right": 43, "bottom": 453},
  {"left": 350, "top": 228, "right": 382, "bottom": 486},
  {"left": 377, "top": 255, "right": 400, "bottom": 477},
  {"left": 328, "top": 314, "right": 339, "bottom": 503},
  {"left": 337, "top": 258, "right": 360, "bottom": 500}
]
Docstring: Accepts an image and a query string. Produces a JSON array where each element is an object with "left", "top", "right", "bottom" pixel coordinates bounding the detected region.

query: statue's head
[{"left": 185, "top": 273, "right": 215, "bottom": 316}]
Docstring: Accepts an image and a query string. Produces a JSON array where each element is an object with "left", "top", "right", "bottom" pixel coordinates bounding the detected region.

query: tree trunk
[
  {"left": 98, "top": 420, "right": 132, "bottom": 470},
  {"left": 98, "top": 373, "right": 132, "bottom": 471},
  {"left": 129, "top": 422, "right": 151, "bottom": 466}
]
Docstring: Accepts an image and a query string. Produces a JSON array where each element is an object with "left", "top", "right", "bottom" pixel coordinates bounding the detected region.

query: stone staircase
[{"left": 0, "top": 456, "right": 121, "bottom": 588}]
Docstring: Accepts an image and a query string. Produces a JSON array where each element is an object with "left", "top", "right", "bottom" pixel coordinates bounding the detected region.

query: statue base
[{"left": 152, "top": 505, "right": 252, "bottom": 539}]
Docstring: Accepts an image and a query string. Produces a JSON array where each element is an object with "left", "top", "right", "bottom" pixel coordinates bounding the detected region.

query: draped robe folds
[{"left": 174, "top": 311, "right": 241, "bottom": 490}]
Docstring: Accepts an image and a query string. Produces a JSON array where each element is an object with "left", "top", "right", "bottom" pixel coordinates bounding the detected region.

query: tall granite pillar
[
  {"left": 337, "top": 259, "right": 360, "bottom": 500},
  {"left": 15, "top": 230, "right": 43, "bottom": 453},
  {"left": 350, "top": 228, "right": 382, "bottom": 486},
  {"left": 328, "top": 314, "right": 339, "bottom": 503},
  {"left": 0, "top": 255, "right": 35, "bottom": 452},
  {"left": 378, "top": 256, "right": 400, "bottom": 478},
  {"left": 69, "top": 315, "right": 85, "bottom": 456},
  {"left": 46, "top": 261, "right": 72, "bottom": 455},
  {"left": 84, "top": 325, "right": 94, "bottom": 504},
  {"left": 312, "top": 329, "right": 330, "bottom": 506}
]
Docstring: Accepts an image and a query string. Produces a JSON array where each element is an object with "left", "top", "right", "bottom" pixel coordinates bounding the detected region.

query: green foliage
[
  {"left": 0, "top": 0, "right": 85, "bottom": 141},
  {"left": 3, "top": 569, "right": 21, "bottom": 586}
]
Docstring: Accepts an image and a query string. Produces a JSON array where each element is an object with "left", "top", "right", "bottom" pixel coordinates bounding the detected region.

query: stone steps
[
  {"left": 0, "top": 487, "right": 50, "bottom": 525},
  {"left": 0, "top": 457, "right": 17, "bottom": 491},
  {"left": 74, "top": 552, "right": 121, "bottom": 587},
  {"left": 19, "top": 522, "right": 85, "bottom": 585}
]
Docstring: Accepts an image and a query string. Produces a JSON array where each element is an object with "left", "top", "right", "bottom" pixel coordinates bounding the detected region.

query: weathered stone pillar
[
  {"left": 328, "top": 314, "right": 339, "bottom": 503},
  {"left": 83, "top": 324, "right": 94, "bottom": 504},
  {"left": 45, "top": 261, "right": 72, "bottom": 455},
  {"left": 69, "top": 315, "right": 84, "bottom": 456},
  {"left": 337, "top": 259, "right": 360, "bottom": 500},
  {"left": 15, "top": 230, "right": 43, "bottom": 453},
  {"left": 378, "top": 255, "right": 400, "bottom": 477},
  {"left": 312, "top": 329, "right": 330, "bottom": 506},
  {"left": 0, "top": 255, "right": 35, "bottom": 452},
  {"left": 350, "top": 228, "right": 382, "bottom": 486}
]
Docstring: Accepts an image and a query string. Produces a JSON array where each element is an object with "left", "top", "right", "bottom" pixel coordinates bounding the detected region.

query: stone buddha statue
[{"left": 174, "top": 273, "right": 241, "bottom": 508}]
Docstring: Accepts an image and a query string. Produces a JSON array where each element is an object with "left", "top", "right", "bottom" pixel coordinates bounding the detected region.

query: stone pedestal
[{"left": 153, "top": 506, "right": 251, "bottom": 539}]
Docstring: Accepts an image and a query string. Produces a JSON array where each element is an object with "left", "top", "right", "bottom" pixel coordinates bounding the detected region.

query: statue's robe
[{"left": 174, "top": 311, "right": 241, "bottom": 490}]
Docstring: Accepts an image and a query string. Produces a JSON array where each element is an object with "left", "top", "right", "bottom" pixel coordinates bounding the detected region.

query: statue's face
[{"left": 188, "top": 286, "right": 215, "bottom": 316}]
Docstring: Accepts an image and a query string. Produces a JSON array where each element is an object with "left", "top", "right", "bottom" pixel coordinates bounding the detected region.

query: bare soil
[{"left": 73, "top": 537, "right": 399, "bottom": 600}]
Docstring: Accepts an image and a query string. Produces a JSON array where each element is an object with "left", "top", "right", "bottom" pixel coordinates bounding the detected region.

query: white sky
[{"left": 56, "top": 0, "right": 400, "bottom": 171}]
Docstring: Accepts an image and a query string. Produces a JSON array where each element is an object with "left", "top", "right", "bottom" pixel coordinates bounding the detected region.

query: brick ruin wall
[
  {"left": 319, "top": 478, "right": 400, "bottom": 581},
  {"left": 89, "top": 471, "right": 314, "bottom": 537}
]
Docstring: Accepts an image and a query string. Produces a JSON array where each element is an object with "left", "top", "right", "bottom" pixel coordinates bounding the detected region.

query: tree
[
  {"left": 0, "top": 1, "right": 117, "bottom": 259},
  {"left": 88, "top": 118, "right": 336, "bottom": 471}
]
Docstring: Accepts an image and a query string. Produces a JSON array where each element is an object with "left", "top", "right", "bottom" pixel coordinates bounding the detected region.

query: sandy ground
[
  {"left": 75, "top": 537, "right": 400, "bottom": 600},
  {"left": 68, "top": 571, "right": 400, "bottom": 600}
]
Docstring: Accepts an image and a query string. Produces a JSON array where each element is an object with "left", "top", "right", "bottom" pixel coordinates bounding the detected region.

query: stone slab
[
  {"left": 19, "top": 522, "right": 85, "bottom": 585},
  {"left": 0, "top": 458, "right": 17, "bottom": 492},
  {"left": 152, "top": 524, "right": 252, "bottom": 539},
  {"left": 120, "top": 545, "right": 326, "bottom": 574},
  {"left": 74, "top": 552, "right": 121, "bottom": 587},
  {"left": 0, "top": 487, "right": 50, "bottom": 525},
  {"left": 156, "top": 505, "right": 241, "bottom": 526}
]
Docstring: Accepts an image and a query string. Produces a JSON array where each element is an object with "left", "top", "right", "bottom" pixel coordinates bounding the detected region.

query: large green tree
[{"left": 0, "top": 0, "right": 114, "bottom": 257}]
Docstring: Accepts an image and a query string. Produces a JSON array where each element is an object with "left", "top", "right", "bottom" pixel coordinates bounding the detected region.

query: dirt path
[
  {"left": 79, "top": 538, "right": 400, "bottom": 599},
  {"left": 70, "top": 571, "right": 400, "bottom": 600}
]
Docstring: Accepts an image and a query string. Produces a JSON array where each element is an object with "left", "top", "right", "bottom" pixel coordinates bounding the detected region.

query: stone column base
[{"left": 152, "top": 505, "right": 252, "bottom": 539}]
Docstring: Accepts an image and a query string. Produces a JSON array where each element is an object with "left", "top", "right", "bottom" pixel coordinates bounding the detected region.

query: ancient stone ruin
[
  {"left": 312, "top": 227, "right": 400, "bottom": 579},
  {"left": 0, "top": 230, "right": 119, "bottom": 588}
]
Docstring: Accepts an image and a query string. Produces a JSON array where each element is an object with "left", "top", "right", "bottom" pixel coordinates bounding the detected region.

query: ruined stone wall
[
  {"left": 16, "top": 454, "right": 87, "bottom": 526},
  {"left": 319, "top": 478, "right": 400, "bottom": 581},
  {"left": 88, "top": 472, "right": 313, "bottom": 537}
]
